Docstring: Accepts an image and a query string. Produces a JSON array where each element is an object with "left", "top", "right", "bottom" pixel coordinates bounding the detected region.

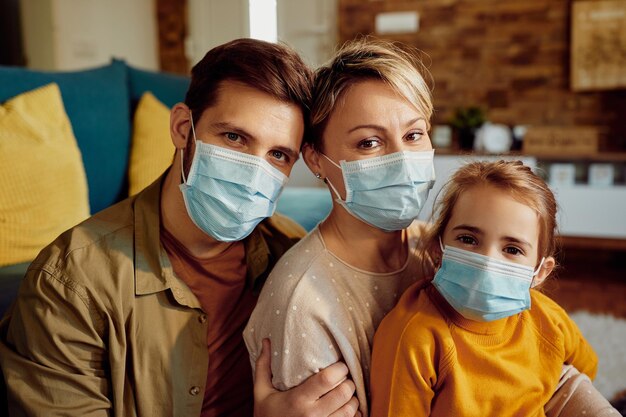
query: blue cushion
[
  {"left": 127, "top": 64, "right": 189, "bottom": 108},
  {"left": 277, "top": 187, "right": 333, "bottom": 232},
  {"left": 0, "top": 61, "right": 131, "bottom": 214}
]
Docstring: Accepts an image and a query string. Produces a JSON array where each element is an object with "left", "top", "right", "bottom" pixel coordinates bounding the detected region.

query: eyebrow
[
  {"left": 451, "top": 224, "right": 533, "bottom": 248},
  {"left": 347, "top": 117, "right": 426, "bottom": 134},
  {"left": 209, "top": 121, "right": 299, "bottom": 161}
]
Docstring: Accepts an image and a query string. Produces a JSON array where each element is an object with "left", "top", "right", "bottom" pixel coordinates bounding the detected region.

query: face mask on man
[
  {"left": 179, "top": 113, "right": 288, "bottom": 241},
  {"left": 322, "top": 150, "right": 435, "bottom": 231},
  {"left": 432, "top": 240, "right": 545, "bottom": 322}
]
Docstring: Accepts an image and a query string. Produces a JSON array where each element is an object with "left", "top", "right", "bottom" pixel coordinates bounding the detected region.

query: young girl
[{"left": 370, "top": 160, "right": 618, "bottom": 417}]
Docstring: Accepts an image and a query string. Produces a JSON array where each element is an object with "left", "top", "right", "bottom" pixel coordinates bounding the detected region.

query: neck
[
  {"left": 160, "top": 153, "right": 235, "bottom": 259},
  {"left": 319, "top": 205, "right": 408, "bottom": 273}
]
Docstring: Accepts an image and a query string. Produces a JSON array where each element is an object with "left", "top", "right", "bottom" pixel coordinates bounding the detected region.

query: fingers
[
  {"left": 316, "top": 379, "right": 357, "bottom": 417},
  {"left": 253, "top": 338, "right": 275, "bottom": 400},
  {"left": 327, "top": 395, "right": 360, "bottom": 417},
  {"left": 300, "top": 361, "right": 350, "bottom": 399}
]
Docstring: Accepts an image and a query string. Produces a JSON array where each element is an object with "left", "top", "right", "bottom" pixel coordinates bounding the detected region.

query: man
[{"left": 0, "top": 39, "right": 358, "bottom": 417}]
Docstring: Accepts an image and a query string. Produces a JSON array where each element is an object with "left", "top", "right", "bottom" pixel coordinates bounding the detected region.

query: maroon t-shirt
[{"left": 161, "top": 228, "right": 257, "bottom": 417}]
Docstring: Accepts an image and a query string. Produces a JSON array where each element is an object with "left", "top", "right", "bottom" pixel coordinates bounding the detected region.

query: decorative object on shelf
[
  {"left": 523, "top": 126, "right": 599, "bottom": 155},
  {"left": 449, "top": 106, "right": 486, "bottom": 151},
  {"left": 511, "top": 125, "right": 528, "bottom": 151},
  {"left": 432, "top": 125, "right": 452, "bottom": 148},
  {"left": 588, "top": 163, "right": 615, "bottom": 187},
  {"left": 571, "top": 0, "right": 626, "bottom": 91},
  {"left": 549, "top": 163, "right": 577, "bottom": 187},
  {"left": 473, "top": 122, "right": 513, "bottom": 154}
]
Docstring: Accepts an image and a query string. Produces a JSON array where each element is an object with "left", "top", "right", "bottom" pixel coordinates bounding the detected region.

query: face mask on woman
[{"left": 322, "top": 150, "right": 435, "bottom": 231}]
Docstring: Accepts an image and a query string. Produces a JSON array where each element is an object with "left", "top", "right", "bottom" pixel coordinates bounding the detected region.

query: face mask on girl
[
  {"left": 432, "top": 239, "right": 545, "bottom": 322},
  {"left": 322, "top": 150, "right": 435, "bottom": 231},
  {"left": 179, "top": 113, "right": 288, "bottom": 242}
]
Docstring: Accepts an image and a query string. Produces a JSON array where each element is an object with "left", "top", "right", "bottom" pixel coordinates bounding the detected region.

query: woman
[
  {"left": 246, "top": 38, "right": 604, "bottom": 417},
  {"left": 245, "top": 38, "right": 434, "bottom": 417}
]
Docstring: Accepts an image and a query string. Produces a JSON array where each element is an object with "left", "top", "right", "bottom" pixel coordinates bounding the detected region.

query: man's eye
[
  {"left": 271, "top": 150, "right": 286, "bottom": 161},
  {"left": 226, "top": 132, "right": 240, "bottom": 141}
]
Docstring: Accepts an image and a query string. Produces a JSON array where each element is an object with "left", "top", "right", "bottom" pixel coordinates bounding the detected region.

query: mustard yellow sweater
[{"left": 370, "top": 284, "right": 598, "bottom": 417}]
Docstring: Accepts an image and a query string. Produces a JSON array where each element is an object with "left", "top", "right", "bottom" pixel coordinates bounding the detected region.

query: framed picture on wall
[{"left": 571, "top": 0, "right": 626, "bottom": 91}]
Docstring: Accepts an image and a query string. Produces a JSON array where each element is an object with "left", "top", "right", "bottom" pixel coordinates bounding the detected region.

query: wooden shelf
[
  {"left": 559, "top": 236, "right": 626, "bottom": 251},
  {"left": 434, "top": 149, "right": 626, "bottom": 162}
]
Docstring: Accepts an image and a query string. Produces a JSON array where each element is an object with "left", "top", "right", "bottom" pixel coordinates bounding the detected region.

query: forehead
[
  {"left": 202, "top": 80, "right": 304, "bottom": 147},
  {"left": 448, "top": 184, "right": 540, "bottom": 241}
]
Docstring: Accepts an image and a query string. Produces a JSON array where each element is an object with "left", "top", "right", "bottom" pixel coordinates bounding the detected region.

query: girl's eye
[
  {"left": 504, "top": 246, "right": 524, "bottom": 256},
  {"left": 406, "top": 131, "right": 424, "bottom": 142},
  {"left": 458, "top": 235, "right": 477, "bottom": 245},
  {"left": 357, "top": 138, "right": 381, "bottom": 149},
  {"left": 225, "top": 132, "right": 241, "bottom": 142}
]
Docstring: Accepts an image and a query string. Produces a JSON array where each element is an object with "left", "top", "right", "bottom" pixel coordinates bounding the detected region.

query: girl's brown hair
[{"left": 421, "top": 160, "right": 559, "bottom": 271}]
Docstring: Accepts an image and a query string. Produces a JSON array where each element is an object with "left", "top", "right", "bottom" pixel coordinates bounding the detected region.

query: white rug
[{"left": 570, "top": 310, "right": 626, "bottom": 402}]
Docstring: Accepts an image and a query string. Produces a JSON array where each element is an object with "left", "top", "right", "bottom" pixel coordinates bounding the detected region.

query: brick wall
[{"left": 339, "top": 0, "right": 626, "bottom": 150}]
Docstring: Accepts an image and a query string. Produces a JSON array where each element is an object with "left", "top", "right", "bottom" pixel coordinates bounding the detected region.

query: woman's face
[{"left": 313, "top": 79, "right": 432, "bottom": 199}]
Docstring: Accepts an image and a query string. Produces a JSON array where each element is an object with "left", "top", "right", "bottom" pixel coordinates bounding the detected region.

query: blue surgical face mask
[
  {"left": 179, "top": 114, "right": 288, "bottom": 242},
  {"left": 322, "top": 150, "right": 435, "bottom": 231},
  {"left": 432, "top": 241, "right": 545, "bottom": 322}
]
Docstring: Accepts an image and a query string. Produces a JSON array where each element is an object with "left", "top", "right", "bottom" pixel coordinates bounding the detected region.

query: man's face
[{"left": 188, "top": 80, "right": 304, "bottom": 177}]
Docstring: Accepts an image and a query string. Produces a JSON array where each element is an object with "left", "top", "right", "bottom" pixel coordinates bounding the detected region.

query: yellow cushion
[
  {"left": 0, "top": 83, "right": 90, "bottom": 266},
  {"left": 128, "top": 92, "right": 175, "bottom": 196}
]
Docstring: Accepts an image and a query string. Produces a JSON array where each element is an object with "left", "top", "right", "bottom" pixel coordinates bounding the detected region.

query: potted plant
[{"left": 449, "top": 106, "right": 486, "bottom": 150}]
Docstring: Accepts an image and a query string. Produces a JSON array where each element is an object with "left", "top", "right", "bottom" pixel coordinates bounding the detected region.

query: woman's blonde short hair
[{"left": 307, "top": 37, "right": 433, "bottom": 150}]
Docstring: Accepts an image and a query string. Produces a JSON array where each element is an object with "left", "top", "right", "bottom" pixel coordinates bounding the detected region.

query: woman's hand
[{"left": 254, "top": 339, "right": 362, "bottom": 417}]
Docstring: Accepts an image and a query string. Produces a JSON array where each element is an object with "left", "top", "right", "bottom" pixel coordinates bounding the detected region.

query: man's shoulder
[
  {"left": 30, "top": 197, "right": 138, "bottom": 277},
  {"left": 261, "top": 212, "right": 307, "bottom": 240}
]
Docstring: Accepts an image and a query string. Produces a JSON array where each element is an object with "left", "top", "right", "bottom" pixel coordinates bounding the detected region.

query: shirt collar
[{"left": 133, "top": 175, "right": 273, "bottom": 301}]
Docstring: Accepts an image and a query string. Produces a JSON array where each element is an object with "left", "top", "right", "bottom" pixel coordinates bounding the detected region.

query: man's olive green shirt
[{"left": 0, "top": 177, "right": 305, "bottom": 417}]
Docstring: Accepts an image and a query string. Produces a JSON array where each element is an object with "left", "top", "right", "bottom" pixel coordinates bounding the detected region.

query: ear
[
  {"left": 302, "top": 143, "right": 324, "bottom": 179},
  {"left": 532, "top": 256, "right": 555, "bottom": 287},
  {"left": 170, "top": 103, "right": 192, "bottom": 149}
]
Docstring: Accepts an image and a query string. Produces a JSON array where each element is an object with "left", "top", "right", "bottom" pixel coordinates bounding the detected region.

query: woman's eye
[
  {"left": 504, "top": 247, "right": 523, "bottom": 256},
  {"left": 406, "top": 131, "right": 424, "bottom": 142},
  {"left": 458, "top": 235, "right": 477, "bottom": 245},
  {"left": 225, "top": 132, "right": 241, "bottom": 142},
  {"left": 358, "top": 138, "right": 381, "bottom": 149}
]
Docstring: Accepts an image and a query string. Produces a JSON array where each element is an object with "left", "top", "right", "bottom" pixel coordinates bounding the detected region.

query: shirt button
[
  {"left": 198, "top": 314, "right": 207, "bottom": 324},
  {"left": 189, "top": 386, "right": 201, "bottom": 396}
]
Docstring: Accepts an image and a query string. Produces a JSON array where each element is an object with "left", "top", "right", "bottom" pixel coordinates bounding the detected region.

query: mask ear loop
[
  {"left": 530, "top": 257, "right": 546, "bottom": 288},
  {"left": 438, "top": 236, "right": 445, "bottom": 252},
  {"left": 320, "top": 153, "right": 345, "bottom": 201},
  {"left": 181, "top": 110, "right": 198, "bottom": 184}
]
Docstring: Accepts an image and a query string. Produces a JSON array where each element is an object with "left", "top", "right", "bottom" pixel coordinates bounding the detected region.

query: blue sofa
[{"left": 0, "top": 61, "right": 332, "bottom": 318}]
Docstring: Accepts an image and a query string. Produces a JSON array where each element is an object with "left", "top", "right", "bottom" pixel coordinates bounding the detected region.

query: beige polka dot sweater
[{"left": 244, "top": 222, "right": 429, "bottom": 417}]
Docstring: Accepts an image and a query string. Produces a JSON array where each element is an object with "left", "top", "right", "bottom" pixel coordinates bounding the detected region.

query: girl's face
[
  {"left": 442, "top": 184, "right": 543, "bottom": 269},
  {"left": 304, "top": 79, "right": 432, "bottom": 200}
]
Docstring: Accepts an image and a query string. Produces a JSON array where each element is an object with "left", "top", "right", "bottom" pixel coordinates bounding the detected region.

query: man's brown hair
[{"left": 184, "top": 38, "right": 313, "bottom": 127}]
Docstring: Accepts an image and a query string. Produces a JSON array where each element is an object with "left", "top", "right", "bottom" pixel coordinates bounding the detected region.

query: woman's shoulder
[{"left": 258, "top": 227, "right": 337, "bottom": 300}]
